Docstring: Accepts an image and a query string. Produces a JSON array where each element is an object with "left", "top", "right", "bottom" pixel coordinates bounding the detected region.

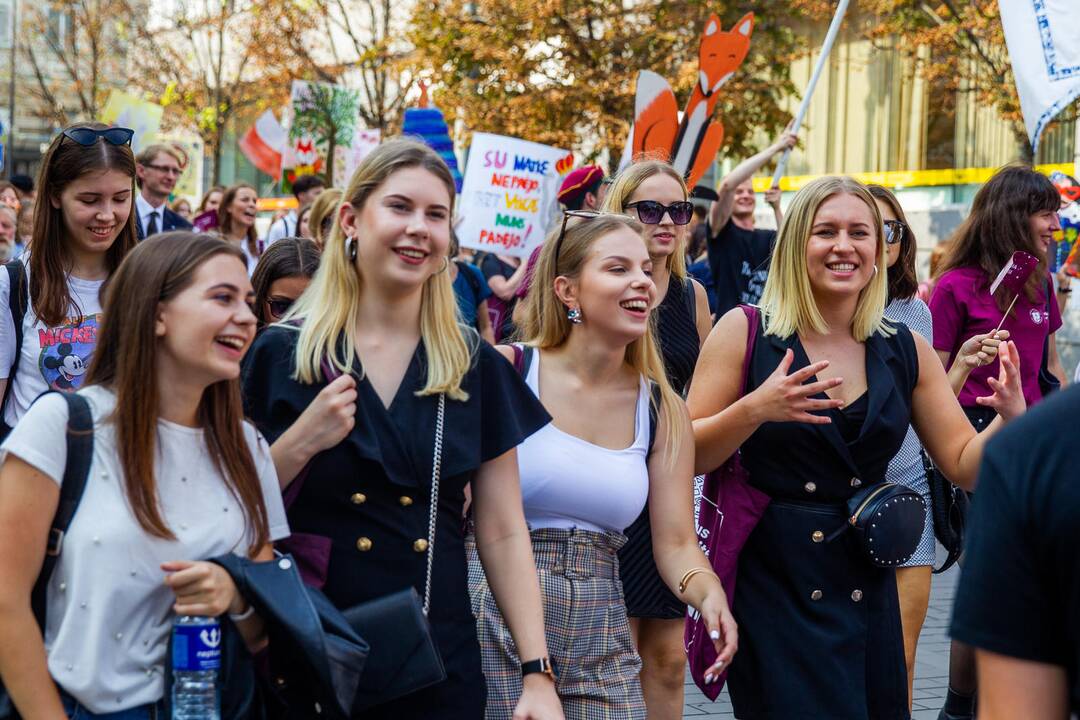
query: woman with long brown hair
[
  {"left": 0, "top": 122, "right": 139, "bottom": 438},
  {"left": 0, "top": 232, "right": 288, "bottom": 717},
  {"left": 219, "top": 183, "right": 262, "bottom": 273}
]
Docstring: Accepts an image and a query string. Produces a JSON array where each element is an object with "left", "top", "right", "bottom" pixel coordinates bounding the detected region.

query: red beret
[{"left": 558, "top": 166, "right": 604, "bottom": 205}]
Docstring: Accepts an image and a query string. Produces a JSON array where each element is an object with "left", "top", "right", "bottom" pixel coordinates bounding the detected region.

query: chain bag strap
[{"left": 421, "top": 393, "right": 445, "bottom": 616}]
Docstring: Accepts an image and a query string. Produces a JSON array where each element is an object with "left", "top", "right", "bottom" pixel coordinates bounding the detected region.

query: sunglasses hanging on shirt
[{"left": 624, "top": 200, "right": 695, "bottom": 226}]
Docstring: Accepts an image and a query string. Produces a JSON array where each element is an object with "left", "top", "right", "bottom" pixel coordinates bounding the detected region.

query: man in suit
[{"left": 135, "top": 144, "right": 193, "bottom": 240}]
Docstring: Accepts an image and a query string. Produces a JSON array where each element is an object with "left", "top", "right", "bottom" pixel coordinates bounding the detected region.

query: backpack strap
[
  {"left": 1, "top": 260, "right": 28, "bottom": 428},
  {"left": 511, "top": 342, "right": 535, "bottom": 378},
  {"left": 455, "top": 259, "right": 483, "bottom": 300},
  {"left": 29, "top": 391, "right": 94, "bottom": 627}
]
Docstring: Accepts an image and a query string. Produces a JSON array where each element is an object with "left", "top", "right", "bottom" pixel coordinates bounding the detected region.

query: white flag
[{"left": 999, "top": 0, "right": 1080, "bottom": 154}]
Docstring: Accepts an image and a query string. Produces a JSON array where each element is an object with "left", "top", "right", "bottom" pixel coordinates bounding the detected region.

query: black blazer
[{"left": 136, "top": 206, "right": 193, "bottom": 240}]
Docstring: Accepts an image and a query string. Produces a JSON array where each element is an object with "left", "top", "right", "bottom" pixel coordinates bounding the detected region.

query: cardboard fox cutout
[{"left": 632, "top": 12, "right": 754, "bottom": 188}]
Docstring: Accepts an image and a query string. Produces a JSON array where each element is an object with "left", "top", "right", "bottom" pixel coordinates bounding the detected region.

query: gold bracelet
[{"left": 678, "top": 567, "right": 717, "bottom": 595}]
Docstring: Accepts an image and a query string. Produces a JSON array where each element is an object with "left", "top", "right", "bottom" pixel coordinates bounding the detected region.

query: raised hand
[
  {"left": 975, "top": 340, "right": 1025, "bottom": 421},
  {"left": 746, "top": 348, "right": 845, "bottom": 425},
  {"left": 296, "top": 373, "right": 358, "bottom": 455}
]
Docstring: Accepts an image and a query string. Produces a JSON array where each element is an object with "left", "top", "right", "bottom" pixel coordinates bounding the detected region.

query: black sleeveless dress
[
  {"left": 619, "top": 277, "right": 700, "bottom": 619},
  {"left": 727, "top": 316, "right": 916, "bottom": 719}
]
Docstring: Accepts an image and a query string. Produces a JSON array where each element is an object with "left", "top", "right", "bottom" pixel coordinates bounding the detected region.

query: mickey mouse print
[{"left": 37, "top": 313, "right": 99, "bottom": 391}]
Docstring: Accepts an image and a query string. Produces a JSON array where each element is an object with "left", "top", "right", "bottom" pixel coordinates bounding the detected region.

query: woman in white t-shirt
[
  {"left": 471, "top": 212, "right": 737, "bottom": 718},
  {"left": 0, "top": 233, "right": 289, "bottom": 718},
  {"left": 0, "top": 123, "right": 140, "bottom": 435}
]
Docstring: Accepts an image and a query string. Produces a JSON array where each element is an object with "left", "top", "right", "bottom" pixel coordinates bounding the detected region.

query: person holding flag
[{"left": 929, "top": 163, "right": 1068, "bottom": 720}]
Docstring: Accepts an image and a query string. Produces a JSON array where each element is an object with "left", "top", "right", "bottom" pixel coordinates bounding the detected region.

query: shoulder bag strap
[
  {"left": 1, "top": 261, "right": 28, "bottom": 419},
  {"left": 739, "top": 304, "right": 761, "bottom": 395},
  {"left": 283, "top": 357, "right": 346, "bottom": 510},
  {"left": 421, "top": 394, "right": 445, "bottom": 617},
  {"left": 29, "top": 392, "right": 94, "bottom": 627}
]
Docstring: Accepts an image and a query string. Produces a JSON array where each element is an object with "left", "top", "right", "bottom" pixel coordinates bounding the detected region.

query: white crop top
[{"left": 517, "top": 350, "right": 652, "bottom": 533}]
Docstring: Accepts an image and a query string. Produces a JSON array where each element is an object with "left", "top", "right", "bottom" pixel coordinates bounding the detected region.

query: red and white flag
[{"left": 239, "top": 110, "right": 286, "bottom": 179}]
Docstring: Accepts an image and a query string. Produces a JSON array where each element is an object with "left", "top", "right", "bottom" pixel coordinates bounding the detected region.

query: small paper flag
[{"left": 989, "top": 250, "right": 1039, "bottom": 296}]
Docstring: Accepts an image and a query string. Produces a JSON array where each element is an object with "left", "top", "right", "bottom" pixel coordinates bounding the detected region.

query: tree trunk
[{"left": 212, "top": 124, "right": 225, "bottom": 187}]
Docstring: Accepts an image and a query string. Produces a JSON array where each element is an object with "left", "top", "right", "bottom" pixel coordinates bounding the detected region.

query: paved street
[{"left": 683, "top": 553, "right": 959, "bottom": 719}]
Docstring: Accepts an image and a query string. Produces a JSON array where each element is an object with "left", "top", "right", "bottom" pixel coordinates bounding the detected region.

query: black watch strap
[{"left": 521, "top": 657, "right": 558, "bottom": 680}]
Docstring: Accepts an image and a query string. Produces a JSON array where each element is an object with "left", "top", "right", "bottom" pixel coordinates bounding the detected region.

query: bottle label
[{"left": 172, "top": 622, "right": 222, "bottom": 672}]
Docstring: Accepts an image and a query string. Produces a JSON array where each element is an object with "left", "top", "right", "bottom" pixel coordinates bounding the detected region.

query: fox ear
[
  {"left": 704, "top": 14, "right": 719, "bottom": 36},
  {"left": 735, "top": 12, "right": 754, "bottom": 37}
]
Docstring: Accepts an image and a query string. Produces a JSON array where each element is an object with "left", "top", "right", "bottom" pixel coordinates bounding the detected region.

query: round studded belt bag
[{"left": 833, "top": 482, "right": 926, "bottom": 568}]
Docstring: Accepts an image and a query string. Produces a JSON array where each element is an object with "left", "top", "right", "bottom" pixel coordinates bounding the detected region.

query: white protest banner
[
  {"left": 1000, "top": 0, "right": 1080, "bottom": 155},
  {"left": 457, "top": 133, "right": 572, "bottom": 258}
]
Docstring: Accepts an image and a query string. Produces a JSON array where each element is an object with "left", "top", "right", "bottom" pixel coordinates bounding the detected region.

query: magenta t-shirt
[{"left": 930, "top": 266, "right": 1061, "bottom": 408}]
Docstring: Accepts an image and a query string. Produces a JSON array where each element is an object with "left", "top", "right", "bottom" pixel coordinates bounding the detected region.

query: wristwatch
[{"left": 521, "top": 657, "right": 558, "bottom": 681}]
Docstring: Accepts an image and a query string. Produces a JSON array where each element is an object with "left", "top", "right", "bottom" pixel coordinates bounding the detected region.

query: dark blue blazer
[{"left": 136, "top": 206, "right": 192, "bottom": 240}]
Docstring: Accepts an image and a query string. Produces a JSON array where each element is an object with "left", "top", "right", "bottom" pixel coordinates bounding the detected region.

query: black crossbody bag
[{"left": 0, "top": 392, "right": 94, "bottom": 719}]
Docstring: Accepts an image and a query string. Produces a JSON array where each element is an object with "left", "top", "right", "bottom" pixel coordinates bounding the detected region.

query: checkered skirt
[{"left": 466, "top": 528, "right": 646, "bottom": 720}]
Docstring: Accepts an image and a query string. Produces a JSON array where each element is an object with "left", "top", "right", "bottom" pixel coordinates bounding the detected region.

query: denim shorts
[{"left": 61, "top": 691, "right": 164, "bottom": 720}]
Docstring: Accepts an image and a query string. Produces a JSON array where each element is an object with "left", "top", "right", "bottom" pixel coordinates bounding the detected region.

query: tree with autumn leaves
[{"left": 410, "top": 0, "right": 805, "bottom": 165}]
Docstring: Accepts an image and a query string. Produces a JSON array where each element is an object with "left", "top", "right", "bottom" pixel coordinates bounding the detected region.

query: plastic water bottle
[{"left": 171, "top": 616, "right": 221, "bottom": 720}]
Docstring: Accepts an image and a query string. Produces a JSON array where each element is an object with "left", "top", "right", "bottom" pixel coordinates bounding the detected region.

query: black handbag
[
  {"left": 840, "top": 481, "right": 926, "bottom": 568},
  {"left": 0, "top": 393, "right": 94, "bottom": 719},
  {"left": 1039, "top": 280, "right": 1062, "bottom": 397},
  {"left": 922, "top": 451, "right": 969, "bottom": 574},
  {"left": 344, "top": 394, "right": 448, "bottom": 713}
]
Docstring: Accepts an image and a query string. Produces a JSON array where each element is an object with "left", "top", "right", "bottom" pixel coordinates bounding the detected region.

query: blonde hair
[
  {"left": 600, "top": 160, "right": 688, "bottom": 280},
  {"left": 286, "top": 138, "right": 472, "bottom": 400},
  {"left": 308, "top": 187, "right": 344, "bottom": 247},
  {"left": 519, "top": 212, "right": 685, "bottom": 463},
  {"left": 759, "top": 176, "right": 890, "bottom": 341}
]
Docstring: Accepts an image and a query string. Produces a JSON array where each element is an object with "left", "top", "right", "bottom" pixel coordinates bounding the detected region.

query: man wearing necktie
[{"left": 134, "top": 144, "right": 193, "bottom": 240}]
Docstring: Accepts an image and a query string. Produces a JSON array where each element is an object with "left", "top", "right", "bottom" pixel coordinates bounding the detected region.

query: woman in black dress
[
  {"left": 242, "top": 138, "right": 563, "bottom": 720},
  {"left": 601, "top": 160, "right": 711, "bottom": 716},
  {"left": 687, "top": 176, "right": 1026, "bottom": 719}
]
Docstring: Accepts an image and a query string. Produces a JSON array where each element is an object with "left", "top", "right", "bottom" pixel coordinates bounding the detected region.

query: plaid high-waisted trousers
[{"left": 466, "top": 527, "right": 646, "bottom": 720}]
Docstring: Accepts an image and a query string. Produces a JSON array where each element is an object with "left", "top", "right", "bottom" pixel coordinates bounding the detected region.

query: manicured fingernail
[
  {"left": 717, "top": 660, "right": 725, "bottom": 669},
  {"left": 705, "top": 673, "right": 714, "bottom": 683},
  {"left": 710, "top": 629, "right": 720, "bottom": 640}
]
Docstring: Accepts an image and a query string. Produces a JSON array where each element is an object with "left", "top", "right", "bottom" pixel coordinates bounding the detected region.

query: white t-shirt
[
  {"left": 0, "top": 259, "right": 104, "bottom": 427},
  {"left": 0, "top": 385, "right": 290, "bottom": 713},
  {"left": 264, "top": 211, "right": 297, "bottom": 247}
]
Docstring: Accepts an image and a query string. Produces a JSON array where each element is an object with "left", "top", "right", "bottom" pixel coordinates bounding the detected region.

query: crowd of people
[{"left": 0, "top": 119, "right": 1075, "bottom": 720}]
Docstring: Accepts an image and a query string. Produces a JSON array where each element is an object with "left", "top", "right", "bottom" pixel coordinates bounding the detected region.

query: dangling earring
[
  {"left": 567, "top": 306, "right": 583, "bottom": 324},
  {"left": 345, "top": 235, "right": 358, "bottom": 262}
]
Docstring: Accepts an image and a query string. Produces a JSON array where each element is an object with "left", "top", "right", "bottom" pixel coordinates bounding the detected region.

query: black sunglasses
[
  {"left": 61, "top": 127, "right": 134, "bottom": 148},
  {"left": 267, "top": 297, "right": 295, "bottom": 320},
  {"left": 625, "top": 200, "right": 694, "bottom": 226},
  {"left": 883, "top": 219, "right": 907, "bottom": 245}
]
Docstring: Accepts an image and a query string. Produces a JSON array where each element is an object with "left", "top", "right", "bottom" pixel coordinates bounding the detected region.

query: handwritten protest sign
[{"left": 457, "top": 133, "right": 572, "bottom": 258}]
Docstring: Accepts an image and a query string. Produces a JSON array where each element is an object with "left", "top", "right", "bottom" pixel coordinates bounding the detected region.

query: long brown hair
[
  {"left": 219, "top": 183, "right": 260, "bottom": 260},
  {"left": 31, "top": 122, "right": 138, "bottom": 326},
  {"left": 866, "top": 185, "right": 919, "bottom": 302},
  {"left": 939, "top": 164, "right": 1060, "bottom": 310},
  {"left": 86, "top": 231, "right": 269, "bottom": 554}
]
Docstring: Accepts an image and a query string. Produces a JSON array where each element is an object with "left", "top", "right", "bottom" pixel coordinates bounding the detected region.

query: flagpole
[
  {"left": 994, "top": 295, "right": 1020, "bottom": 334},
  {"left": 771, "top": 0, "right": 851, "bottom": 188}
]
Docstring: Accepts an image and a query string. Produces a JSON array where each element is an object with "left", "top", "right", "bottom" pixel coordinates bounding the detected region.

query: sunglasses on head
[
  {"left": 267, "top": 297, "right": 295, "bottom": 320},
  {"left": 624, "top": 200, "right": 694, "bottom": 226},
  {"left": 553, "top": 209, "right": 639, "bottom": 264},
  {"left": 883, "top": 219, "right": 907, "bottom": 245},
  {"left": 61, "top": 127, "right": 135, "bottom": 148}
]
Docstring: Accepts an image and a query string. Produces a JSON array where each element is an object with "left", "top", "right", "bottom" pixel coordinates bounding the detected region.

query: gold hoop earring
[{"left": 433, "top": 256, "right": 450, "bottom": 275}]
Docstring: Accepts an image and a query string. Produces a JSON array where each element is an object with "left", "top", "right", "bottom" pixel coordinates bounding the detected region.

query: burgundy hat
[{"left": 558, "top": 165, "right": 604, "bottom": 206}]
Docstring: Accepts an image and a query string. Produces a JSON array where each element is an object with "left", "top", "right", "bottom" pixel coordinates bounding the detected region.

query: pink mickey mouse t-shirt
[{"left": 930, "top": 266, "right": 1061, "bottom": 408}]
